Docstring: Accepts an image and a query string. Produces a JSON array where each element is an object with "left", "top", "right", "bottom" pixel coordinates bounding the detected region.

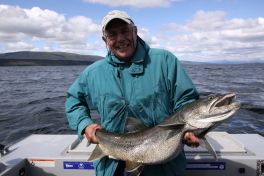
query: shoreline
[{"left": 0, "top": 59, "right": 95, "bottom": 66}]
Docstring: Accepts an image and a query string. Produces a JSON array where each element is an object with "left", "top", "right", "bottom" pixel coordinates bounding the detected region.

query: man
[{"left": 66, "top": 10, "right": 199, "bottom": 176}]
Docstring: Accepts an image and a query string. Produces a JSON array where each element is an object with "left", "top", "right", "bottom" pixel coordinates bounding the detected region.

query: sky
[{"left": 0, "top": 0, "right": 264, "bottom": 62}]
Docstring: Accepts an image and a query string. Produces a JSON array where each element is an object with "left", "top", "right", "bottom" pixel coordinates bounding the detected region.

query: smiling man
[
  {"left": 102, "top": 17, "right": 137, "bottom": 61},
  {"left": 66, "top": 10, "right": 199, "bottom": 176}
]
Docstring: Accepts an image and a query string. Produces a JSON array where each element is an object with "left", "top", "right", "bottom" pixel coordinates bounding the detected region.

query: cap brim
[{"left": 102, "top": 17, "right": 131, "bottom": 31}]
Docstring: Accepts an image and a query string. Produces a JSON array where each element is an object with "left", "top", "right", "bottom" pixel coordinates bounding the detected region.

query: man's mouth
[{"left": 117, "top": 44, "right": 129, "bottom": 49}]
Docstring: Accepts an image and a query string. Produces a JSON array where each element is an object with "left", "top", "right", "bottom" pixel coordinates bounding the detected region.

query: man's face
[{"left": 103, "top": 19, "right": 137, "bottom": 62}]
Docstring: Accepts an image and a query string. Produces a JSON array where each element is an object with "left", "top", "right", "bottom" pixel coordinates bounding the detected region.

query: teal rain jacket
[{"left": 65, "top": 37, "right": 199, "bottom": 176}]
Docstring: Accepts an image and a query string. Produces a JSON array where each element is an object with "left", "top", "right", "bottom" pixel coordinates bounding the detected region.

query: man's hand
[
  {"left": 183, "top": 131, "right": 200, "bottom": 148},
  {"left": 84, "top": 124, "right": 103, "bottom": 144}
]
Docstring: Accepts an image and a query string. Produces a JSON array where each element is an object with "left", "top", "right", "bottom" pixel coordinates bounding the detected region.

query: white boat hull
[{"left": 0, "top": 132, "right": 264, "bottom": 176}]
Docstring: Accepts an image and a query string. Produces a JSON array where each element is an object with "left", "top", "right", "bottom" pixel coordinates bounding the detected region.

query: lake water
[{"left": 0, "top": 64, "right": 264, "bottom": 146}]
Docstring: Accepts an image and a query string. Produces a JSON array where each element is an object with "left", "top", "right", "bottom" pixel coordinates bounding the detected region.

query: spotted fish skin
[{"left": 88, "top": 93, "right": 241, "bottom": 176}]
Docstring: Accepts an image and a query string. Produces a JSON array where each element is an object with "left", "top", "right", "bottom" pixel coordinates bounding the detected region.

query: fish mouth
[
  {"left": 198, "top": 93, "right": 241, "bottom": 123},
  {"left": 211, "top": 93, "right": 236, "bottom": 110}
]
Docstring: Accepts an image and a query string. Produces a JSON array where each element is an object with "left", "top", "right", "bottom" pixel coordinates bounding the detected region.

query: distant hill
[
  {"left": 0, "top": 51, "right": 104, "bottom": 66},
  {"left": 1, "top": 51, "right": 262, "bottom": 66},
  {"left": 180, "top": 59, "right": 264, "bottom": 65}
]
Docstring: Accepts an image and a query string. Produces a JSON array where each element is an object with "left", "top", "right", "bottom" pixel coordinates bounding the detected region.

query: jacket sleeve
[
  {"left": 65, "top": 72, "right": 95, "bottom": 139},
  {"left": 167, "top": 54, "right": 199, "bottom": 111}
]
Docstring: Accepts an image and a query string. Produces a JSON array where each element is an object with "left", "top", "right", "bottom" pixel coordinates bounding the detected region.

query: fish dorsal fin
[
  {"left": 197, "top": 136, "right": 218, "bottom": 161},
  {"left": 125, "top": 159, "right": 143, "bottom": 172},
  {"left": 157, "top": 123, "right": 185, "bottom": 131},
  {"left": 87, "top": 144, "right": 106, "bottom": 161},
  {"left": 130, "top": 164, "right": 145, "bottom": 176},
  {"left": 126, "top": 117, "right": 149, "bottom": 133}
]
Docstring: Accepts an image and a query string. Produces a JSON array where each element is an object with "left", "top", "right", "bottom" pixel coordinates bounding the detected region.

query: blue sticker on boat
[
  {"left": 186, "top": 162, "right": 226, "bottom": 170},
  {"left": 63, "top": 162, "right": 94, "bottom": 170}
]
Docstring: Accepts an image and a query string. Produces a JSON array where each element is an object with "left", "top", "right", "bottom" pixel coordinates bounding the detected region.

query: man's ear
[
  {"left": 133, "top": 26, "right": 138, "bottom": 35},
  {"left": 102, "top": 36, "right": 107, "bottom": 43}
]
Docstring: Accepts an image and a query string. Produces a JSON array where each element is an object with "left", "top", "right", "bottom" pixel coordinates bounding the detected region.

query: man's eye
[
  {"left": 108, "top": 33, "right": 116, "bottom": 37},
  {"left": 122, "top": 30, "right": 130, "bottom": 33},
  {"left": 122, "top": 30, "right": 130, "bottom": 34}
]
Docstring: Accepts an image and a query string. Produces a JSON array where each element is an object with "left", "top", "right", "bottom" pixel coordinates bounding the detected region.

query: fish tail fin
[{"left": 87, "top": 144, "right": 106, "bottom": 161}]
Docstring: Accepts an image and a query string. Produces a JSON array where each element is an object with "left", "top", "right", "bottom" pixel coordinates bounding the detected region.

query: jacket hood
[{"left": 105, "top": 36, "right": 150, "bottom": 66}]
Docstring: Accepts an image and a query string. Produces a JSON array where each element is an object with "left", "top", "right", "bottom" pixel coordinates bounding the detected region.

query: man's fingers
[
  {"left": 183, "top": 132, "right": 200, "bottom": 148},
  {"left": 84, "top": 124, "right": 103, "bottom": 144}
]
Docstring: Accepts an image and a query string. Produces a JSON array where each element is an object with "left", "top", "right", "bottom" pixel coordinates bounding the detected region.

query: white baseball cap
[{"left": 102, "top": 10, "right": 133, "bottom": 32}]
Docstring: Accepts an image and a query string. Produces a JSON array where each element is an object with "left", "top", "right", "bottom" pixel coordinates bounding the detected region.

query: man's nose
[{"left": 116, "top": 32, "right": 125, "bottom": 41}]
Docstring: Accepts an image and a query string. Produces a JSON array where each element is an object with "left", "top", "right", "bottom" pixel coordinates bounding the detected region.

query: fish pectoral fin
[
  {"left": 130, "top": 164, "right": 145, "bottom": 176},
  {"left": 197, "top": 136, "right": 218, "bottom": 161},
  {"left": 126, "top": 117, "right": 149, "bottom": 133},
  {"left": 157, "top": 123, "right": 185, "bottom": 131},
  {"left": 125, "top": 159, "right": 143, "bottom": 172},
  {"left": 87, "top": 144, "right": 106, "bottom": 161}
]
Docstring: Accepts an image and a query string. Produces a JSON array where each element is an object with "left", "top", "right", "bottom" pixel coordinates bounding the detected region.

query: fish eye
[{"left": 207, "top": 95, "right": 215, "bottom": 100}]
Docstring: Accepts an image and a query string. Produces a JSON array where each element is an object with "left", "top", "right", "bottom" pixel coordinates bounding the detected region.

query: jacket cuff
[{"left": 77, "top": 117, "right": 95, "bottom": 140}]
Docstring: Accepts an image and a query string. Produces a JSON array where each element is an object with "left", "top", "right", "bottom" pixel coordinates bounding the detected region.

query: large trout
[{"left": 87, "top": 93, "right": 241, "bottom": 176}]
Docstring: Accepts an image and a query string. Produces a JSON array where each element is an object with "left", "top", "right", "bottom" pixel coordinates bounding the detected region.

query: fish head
[{"left": 182, "top": 93, "right": 241, "bottom": 133}]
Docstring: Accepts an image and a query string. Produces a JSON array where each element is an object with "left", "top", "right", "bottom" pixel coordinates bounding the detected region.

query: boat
[{"left": 0, "top": 132, "right": 264, "bottom": 176}]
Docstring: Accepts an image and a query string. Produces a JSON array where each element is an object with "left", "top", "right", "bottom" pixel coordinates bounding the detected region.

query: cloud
[
  {"left": 157, "top": 11, "right": 264, "bottom": 62},
  {"left": 1, "top": 4, "right": 263, "bottom": 62},
  {"left": 6, "top": 41, "right": 35, "bottom": 50},
  {"left": 43, "top": 46, "right": 53, "bottom": 51},
  {"left": 0, "top": 5, "right": 103, "bottom": 54},
  {"left": 137, "top": 28, "right": 155, "bottom": 45},
  {"left": 83, "top": 0, "right": 181, "bottom": 8},
  {"left": 1, "top": 41, "right": 40, "bottom": 53}
]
